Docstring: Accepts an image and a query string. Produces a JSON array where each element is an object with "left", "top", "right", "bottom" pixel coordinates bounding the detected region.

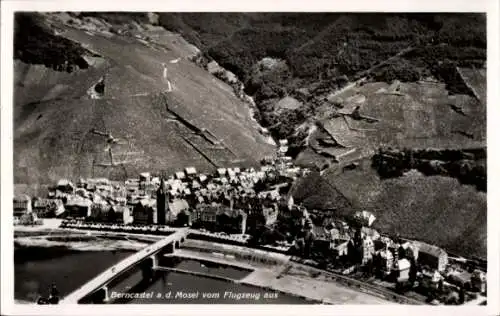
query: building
[
  {"left": 400, "top": 241, "right": 419, "bottom": 261},
  {"left": 375, "top": 247, "right": 394, "bottom": 276},
  {"left": 175, "top": 171, "right": 186, "bottom": 180},
  {"left": 199, "top": 174, "right": 208, "bottom": 183},
  {"left": 65, "top": 197, "right": 92, "bottom": 218},
  {"left": 354, "top": 210, "right": 376, "bottom": 227},
  {"left": 361, "top": 236, "right": 375, "bottom": 265},
  {"left": 393, "top": 258, "right": 411, "bottom": 282},
  {"left": 327, "top": 227, "right": 341, "bottom": 241},
  {"left": 18, "top": 212, "right": 42, "bottom": 226},
  {"left": 51, "top": 199, "right": 66, "bottom": 217},
  {"left": 56, "top": 179, "right": 75, "bottom": 194},
  {"left": 139, "top": 172, "right": 152, "bottom": 190},
  {"left": 415, "top": 242, "right": 448, "bottom": 272},
  {"left": 95, "top": 184, "right": 113, "bottom": 198},
  {"left": 139, "top": 172, "right": 151, "bottom": 182},
  {"left": 151, "top": 177, "right": 161, "bottom": 186},
  {"left": 447, "top": 270, "right": 472, "bottom": 289},
  {"left": 75, "top": 188, "right": 90, "bottom": 199},
  {"left": 263, "top": 204, "right": 279, "bottom": 226},
  {"left": 227, "top": 168, "right": 237, "bottom": 179},
  {"left": 167, "top": 199, "right": 189, "bottom": 225},
  {"left": 420, "top": 270, "right": 443, "bottom": 290},
  {"left": 156, "top": 179, "right": 168, "bottom": 225},
  {"left": 217, "top": 168, "right": 227, "bottom": 177},
  {"left": 14, "top": 194, "right": 32, "bottom": 218},
  {"left": 216, "top": 208, "right": 247, "bottom": 235},
  {"left": 93, "top": 178, "right": 110, "bottom": 186},
  {"left": 133, "top": 199, "right": 157, "bottom": 225},
  {"left": 247, "top": 204, "right": 279, "bottom": 232},
  {"left": 89, "top": 203, "right": 112, "bottom": 222},
  {"left": 110, "top": 205, "right": 133, "bottom": 225},
  {"left": 332, "top": 239, "right": 349, "bottom": 258},
  {"left": 185, "top": 167, "right": 197, "bottom": 177},
  {"left": 32, "top": 198, "right": 50, "bottom": 217},
  {"left": 312, "top": 225, "right": 332, "bottom": 251},
  {"left": 361, "top": 227, "right": 380, "bottom": 241},
  {"left": 176, "top": 209, "right": 192, "bottom": 227},
  {"left": 191, "top": 203, "right": 220, "bottom": 230},
  {"left": 471, "top": 270, "right": 486, "bottom": 293},
  {"left": 32, "top": 198, "right": 65, "bottom": 218}
]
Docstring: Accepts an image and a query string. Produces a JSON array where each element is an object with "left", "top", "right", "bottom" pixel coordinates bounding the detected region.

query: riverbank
[
  {"left": 176, "top": 239, "right": 393, "bottom": 304},
  {"left": 14, "top": 233, "right": 394, "bottom": 305},
  {"left": 14, "top": 232, "right": 152, "bottom": 252}
]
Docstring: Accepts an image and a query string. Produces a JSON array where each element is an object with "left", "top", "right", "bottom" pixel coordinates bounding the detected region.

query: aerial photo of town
[{"left": 10, "top": 11, "right": 487, "bottom": 307}]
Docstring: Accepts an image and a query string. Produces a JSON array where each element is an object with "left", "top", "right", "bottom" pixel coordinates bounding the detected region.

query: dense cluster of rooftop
[{"left": 13, "top": 142, "right": 486, "bottom": 305}]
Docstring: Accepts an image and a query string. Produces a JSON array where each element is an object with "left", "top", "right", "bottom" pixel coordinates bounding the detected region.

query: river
[{"left": 14, "top": 246, "right": 312, "bottom": 304}]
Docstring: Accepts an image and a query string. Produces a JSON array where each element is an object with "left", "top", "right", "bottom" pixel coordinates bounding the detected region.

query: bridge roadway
[{"left": 60, "top": 228, "right": 189, "bottom": 304}]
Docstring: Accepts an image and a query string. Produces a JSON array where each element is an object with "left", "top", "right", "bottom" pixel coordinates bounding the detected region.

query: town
[{"left": 14, "top": 140, "right": 486, "bottom": 306}]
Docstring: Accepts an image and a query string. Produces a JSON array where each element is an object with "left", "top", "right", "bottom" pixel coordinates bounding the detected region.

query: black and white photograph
[{"left": 1, "top": 1, "right": 498, "bottom": 315}]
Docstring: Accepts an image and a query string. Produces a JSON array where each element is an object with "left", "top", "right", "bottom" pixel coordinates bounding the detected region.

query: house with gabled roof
[
  {"left": 14, "top": 194, "right": 32, "bottom": 218},
  {"left": 66, "top": 196, "right": 92, "bottom": 218},
  {"left": 112, "top": 205, "right": 133, "bottom": 224},
  {"left": 414, "top": 241, "right": 448, "bottom": 272},
  {"left": 216, "top": 208, "right": 247, "bottom": 235},
  {"left": 133, "top": 198, "right": 157, "bottom": 225}
]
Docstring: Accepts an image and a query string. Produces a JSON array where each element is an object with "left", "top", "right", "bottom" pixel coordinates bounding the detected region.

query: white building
[
  {"left": 13, "top": 195, "right": 32, "bottom": 218},
  {"left": 175, "top": 171, "right": 186, "bottom": 180},
  {"left": 185, "top": 167, "right": 197, "bottom": 176},
  {"left": 395, "top": 258, "right": 411, "bottom": 282},
  {"left": 355, "top": 210, "right": 377, "bottom": 227}
]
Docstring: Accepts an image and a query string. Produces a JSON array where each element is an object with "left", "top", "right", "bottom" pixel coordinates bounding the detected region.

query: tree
[
  {"left": 409, "top": 258, "right": 418, "bottom": 287},
  {"left": 459, "top": 288, "right": 465, "bottom": 304}
]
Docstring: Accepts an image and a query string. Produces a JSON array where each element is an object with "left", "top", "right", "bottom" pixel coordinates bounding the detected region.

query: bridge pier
[
  {"left": 141, "top": 258, "right": 155, "bottom": 283},
  {"left": 84, "top": 285, "right": 109, "bottom": 304},
  {"left": 150, "top": 254, "right": 158, "bottom": 270},
  {"left": 165, "top": 242, "right": 175, "bottom": 254},
  {"left": 102, "top": 286, "right": 110, "bottom": 303}
]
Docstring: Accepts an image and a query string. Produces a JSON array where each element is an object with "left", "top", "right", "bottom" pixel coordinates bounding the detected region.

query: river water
[
  {"left": 14, "top": 246, "right": 133, "bottom": 303},
  {"left": 14, "top": 246, "right": 312, "bottom": 304}
]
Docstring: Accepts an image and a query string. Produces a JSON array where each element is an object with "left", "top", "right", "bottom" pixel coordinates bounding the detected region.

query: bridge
[{"left": 60, "top": 228, "right": 189, "bottom": 304}]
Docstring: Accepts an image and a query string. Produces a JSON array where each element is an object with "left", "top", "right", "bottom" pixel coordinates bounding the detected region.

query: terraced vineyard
[{"left": 14, "top": 13, "right": 274, "bottom": 184}]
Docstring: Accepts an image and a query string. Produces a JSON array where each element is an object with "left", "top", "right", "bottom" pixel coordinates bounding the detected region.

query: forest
[
  {"left": 371, "top": 148, "right": 486, "bottom": 192},
  {"left": 14, "top": 13, "right": 90, "bottom": 72}
]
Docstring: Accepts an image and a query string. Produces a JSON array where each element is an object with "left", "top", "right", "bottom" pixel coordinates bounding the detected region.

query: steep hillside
[
  {"left": 156, "top": 13, "right": 485, "bottom": 143},
  {"left": 14, "top": 13, "right": 274, "bottom": 184},
  {"left": 292, "top": 160, "right": 487, "bottom": 259}
]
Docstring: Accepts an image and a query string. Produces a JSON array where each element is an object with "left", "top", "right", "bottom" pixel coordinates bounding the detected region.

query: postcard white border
[{"left": 1, "top": 0, "right": 499, "bottom": 316}]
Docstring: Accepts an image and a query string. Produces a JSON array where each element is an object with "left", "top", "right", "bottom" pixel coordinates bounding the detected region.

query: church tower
[{"left": 157, "top": 178, "right": 168, "bottom": 225}]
